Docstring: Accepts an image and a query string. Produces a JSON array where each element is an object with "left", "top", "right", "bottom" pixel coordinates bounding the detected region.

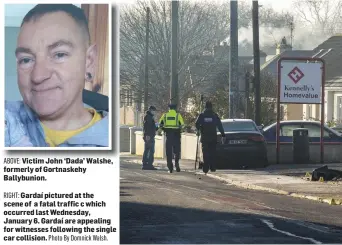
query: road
[{"left": 120, "top": 161, "right": 342, "bottom": 244}]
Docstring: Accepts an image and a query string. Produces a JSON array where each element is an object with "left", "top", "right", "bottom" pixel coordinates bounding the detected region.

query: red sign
[{"left": 288, "top": 66, "right": 304, "bottom": 84}]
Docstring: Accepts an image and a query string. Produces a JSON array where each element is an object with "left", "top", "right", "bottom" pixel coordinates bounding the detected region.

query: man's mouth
[{"left": 32, "top": 87, "right": 59, "bottom": 92}]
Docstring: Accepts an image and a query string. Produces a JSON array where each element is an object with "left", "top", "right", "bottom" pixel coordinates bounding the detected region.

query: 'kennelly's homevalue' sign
[{"left": 280, "top": 62, "right": 322, "bottom": 104}]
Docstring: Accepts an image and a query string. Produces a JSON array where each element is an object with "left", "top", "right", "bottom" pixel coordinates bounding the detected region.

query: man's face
[{"left": 16, "top": 12, "right": 90, "bottom": 117}]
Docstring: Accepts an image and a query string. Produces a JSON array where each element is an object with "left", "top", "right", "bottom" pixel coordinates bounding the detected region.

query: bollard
[{"left": 293, "top": 128, "right": 310, "bottom": 164}]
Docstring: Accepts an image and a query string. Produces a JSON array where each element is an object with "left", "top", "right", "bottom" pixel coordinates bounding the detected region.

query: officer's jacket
[
  {"left": 159, "top": 109, "right": 184, "bottom": 133},
  {"left": 195, "top": 109, "right": 225, "bottom": 143}
]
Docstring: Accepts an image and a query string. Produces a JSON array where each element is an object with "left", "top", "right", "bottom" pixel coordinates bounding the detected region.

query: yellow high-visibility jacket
[{"left": 159, "top": 109, "right": 184, "bottom": 130}]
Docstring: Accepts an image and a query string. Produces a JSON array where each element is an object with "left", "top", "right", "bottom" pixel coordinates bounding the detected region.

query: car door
[
  {"left": 262, "top": 124, "right": 276, "bottom": 143},
  {"left": 279, "top": 123, "right": 302, "bottom": 143},
  {"left": 303, "top": 123, "right": 337, "bottom": 144}
]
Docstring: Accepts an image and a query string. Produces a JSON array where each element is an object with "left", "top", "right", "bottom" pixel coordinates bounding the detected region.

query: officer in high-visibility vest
[{"left": 159, "top": 104, "right": 184, "bottom": 173}]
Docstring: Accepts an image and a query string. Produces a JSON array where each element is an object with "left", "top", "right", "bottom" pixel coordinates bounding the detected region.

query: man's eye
[
  {"left": 54, "top": 53, "right": 68, "bottom": 59},
  {"left": 18, "top": 58, "right": 32, "bottom": 64}
]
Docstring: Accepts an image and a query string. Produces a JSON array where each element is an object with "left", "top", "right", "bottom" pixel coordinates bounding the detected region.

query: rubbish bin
[{"left": 293, "top": 128, "right": 310, "bottom": 164}]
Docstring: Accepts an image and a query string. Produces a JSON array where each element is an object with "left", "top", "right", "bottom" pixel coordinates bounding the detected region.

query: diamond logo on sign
[{"left": 288, "top": 66, "right": 304, "bottom": 84}]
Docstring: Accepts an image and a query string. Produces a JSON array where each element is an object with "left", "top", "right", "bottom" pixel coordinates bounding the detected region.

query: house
[{"left": 260, "top": 36, "right": 342, "bottom": 124}]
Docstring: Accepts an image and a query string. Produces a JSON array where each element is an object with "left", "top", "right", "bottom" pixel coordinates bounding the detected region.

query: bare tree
[
  {"left": 292, "top": 0, "right": 342, "bottom": 35},
  {"left": 183, "top": 69, "right": 279, "bottom": 128},
  {"left": 120, "top": 0, "right": 293, "bottom": 117},
  {"left": 120, "top": 0, "right": 250, "bottom": 113}
]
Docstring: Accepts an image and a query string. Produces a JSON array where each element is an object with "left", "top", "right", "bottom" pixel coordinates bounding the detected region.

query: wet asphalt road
[{"left": 120, "top": 161, "right": 342, "bottom": 244}]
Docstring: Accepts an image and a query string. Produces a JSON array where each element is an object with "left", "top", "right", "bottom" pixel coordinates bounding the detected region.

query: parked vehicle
[
  {"left": 332, "top": 125, "right": 342, "bottom": 134},
  {"left": 213, "top": 119, "right": 268, "bottom": 169},
  {"left": 261, "top": 120, "right": 342, "bottom": 144}
]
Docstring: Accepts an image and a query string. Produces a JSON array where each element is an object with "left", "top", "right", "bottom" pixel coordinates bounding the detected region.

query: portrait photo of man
[{"left": 4, "top": 4, "right": 110, "bottom": 149}]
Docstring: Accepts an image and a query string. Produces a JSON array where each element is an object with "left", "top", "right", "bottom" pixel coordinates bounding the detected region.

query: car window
[
  {"left": 221, "top": 121, "right": 257, "bottom": 132},
  {"left": 280, "top": 124, "right": 302, "bottom": 136},
  {"left": 304, "top": 124, "right": 330, "bottom": 137}
]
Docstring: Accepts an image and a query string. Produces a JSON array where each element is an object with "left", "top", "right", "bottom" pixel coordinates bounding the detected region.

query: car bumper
[{"left": 215, "top": 144, "right": 268, "bottom": 168}]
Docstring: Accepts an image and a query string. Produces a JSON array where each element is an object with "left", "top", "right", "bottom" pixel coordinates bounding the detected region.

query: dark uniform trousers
[
  {"left": 165, "top": 131, "right": 181, "bottom": 171},
  {"left": 202, "top": 140, "right": 217, "bottom": 173}
]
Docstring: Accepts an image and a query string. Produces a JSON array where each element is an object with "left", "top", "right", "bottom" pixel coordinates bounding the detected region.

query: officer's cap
[
  {"left": 168, "top": 104, "right": 177, "bottom": 109},
  {"left": 148, "top": 105, "right": 157, "bottom": 111}
]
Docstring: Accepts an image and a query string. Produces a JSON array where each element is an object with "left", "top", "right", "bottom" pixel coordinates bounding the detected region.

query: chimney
[
  {"left": 223, "top": 41, "right": 227, "bottom": 46},
  {"left": 276, "top": 36, "right": 292, "bottom": 55}
]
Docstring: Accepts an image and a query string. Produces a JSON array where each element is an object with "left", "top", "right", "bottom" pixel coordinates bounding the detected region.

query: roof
[
  {"left": 312, "top": 36, "right": 342, "bottom": 84},
  {"left": 281, "top": 120, "right": 320, "bottom": 123},
  {"left": 221, "top": 119, "right": 255, "bottom": 123},
  {"left": 260, "top": 36, "right": 342, "bottom": 88},
  {"left": 260, "top": 50, "right": 314, "bottom": 77}
]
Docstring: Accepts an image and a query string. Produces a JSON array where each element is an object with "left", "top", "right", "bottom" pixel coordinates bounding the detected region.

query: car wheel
[{"left": 262, "top": 157, "right": 269, "bottom": 168}]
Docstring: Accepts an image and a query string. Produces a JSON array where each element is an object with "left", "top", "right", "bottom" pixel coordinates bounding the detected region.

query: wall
[
  {"left": 286, "top": 104, "right": 303, "bottom": 120},
  {"left": 5, "top": 27, "right": 22, "bottom": 101},
  {"left": 120, "top": 106, "right": 135, "bottom": 125},
  {"left": 334, "top": 92, "right": 342, "bottom": 121},
  {"left": 325, "top": 91, "right": 334, "bottom": 121},
  {"left": 181, "top": 133, "right": 200, "bottom": 160},
  {"left": 120, "top": 126, "right": 130, "bottom": 152},
  {"left": 82, "top": 4, "right": 109, "bottom": 96},
  {"left": 267, "top": 143, "right": 342, "bottom": 164},
  {"left": 135, "top": 131, "right": 165, "bottom": 158},
  {"left": 131, "top": 130, "right": 342, "bottom": 164}
]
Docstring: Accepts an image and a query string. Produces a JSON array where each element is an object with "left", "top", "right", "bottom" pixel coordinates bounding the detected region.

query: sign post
[{"left": 276, "top": 57, "right": 325, "bottom": 164}]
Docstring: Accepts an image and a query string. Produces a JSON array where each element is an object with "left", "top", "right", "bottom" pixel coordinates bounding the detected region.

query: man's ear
[{"left": 85, "top": 44, "right": 97, "bottom": 77}]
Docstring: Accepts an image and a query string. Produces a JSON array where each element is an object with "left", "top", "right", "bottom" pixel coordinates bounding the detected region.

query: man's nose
[{"left": 31, "top": 57, "right": 52, "bottom": 84}]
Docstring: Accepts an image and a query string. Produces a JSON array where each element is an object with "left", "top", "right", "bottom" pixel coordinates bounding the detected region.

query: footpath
[{"left": 121, "top": 153, "right": 342, "bottom": 206}]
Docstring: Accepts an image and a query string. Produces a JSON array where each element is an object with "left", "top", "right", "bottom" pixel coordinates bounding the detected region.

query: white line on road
[
  {"left": 252, "top": 202, "right": 275, "bottom": 210},
  {"left": 261, "top": 219, "right": 322, "bottom": 244},
  {"left": 158, "top": 187, "right": 183, "bottom": 194},
  {"left": 201, "top": 197, "right": 220, "bottom": 204}
]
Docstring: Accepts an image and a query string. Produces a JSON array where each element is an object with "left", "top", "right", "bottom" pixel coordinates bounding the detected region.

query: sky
[{"left": 258, "top": 0, "right": 293, "bottom": 11}]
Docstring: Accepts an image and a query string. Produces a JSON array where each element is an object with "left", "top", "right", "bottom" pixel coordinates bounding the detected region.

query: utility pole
[
  {"left": 170, "top": 1, "right": 179, "bottom": 106},
  {"left": 229, "top": 0, "right": 238, "bottom": 118},
  {"left": 144, "top": 7, "right": 150, "bottom": 111},
  {"left": 289, "top": 17, "right": 294, "bottom": 48},
  {"left": 245, "top": 71, "right": 251, "bottom": 119},
  {"left": 252, "top": 1, "right": 261, "bottom": 125}
]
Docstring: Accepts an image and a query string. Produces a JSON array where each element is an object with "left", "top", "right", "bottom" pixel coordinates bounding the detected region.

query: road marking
[
  {"left": 158, "top": 187, "right": 183, "bottom": 194},
  {"left": 261, "top": 219, "right": 322, "bottom": 244},
  {"left": 201, "top": 197, "right": 220, "bottom": 204},
  {"left": 252, "top": 202, "right": 275, "bottom": 210},
  {"left": 139, "top": 182, "right": 156, "bottom": 187}
]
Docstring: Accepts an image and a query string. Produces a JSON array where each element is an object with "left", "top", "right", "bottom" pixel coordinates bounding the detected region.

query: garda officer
[
  {"left": 142, "top": 105, "right": 158, "bottom": 170},
  {"left": 195, "top": 101, "right": 225, "bottom": 173},
  {"left": 159, "top": 104, "right": 184, "bottom": 173}
]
